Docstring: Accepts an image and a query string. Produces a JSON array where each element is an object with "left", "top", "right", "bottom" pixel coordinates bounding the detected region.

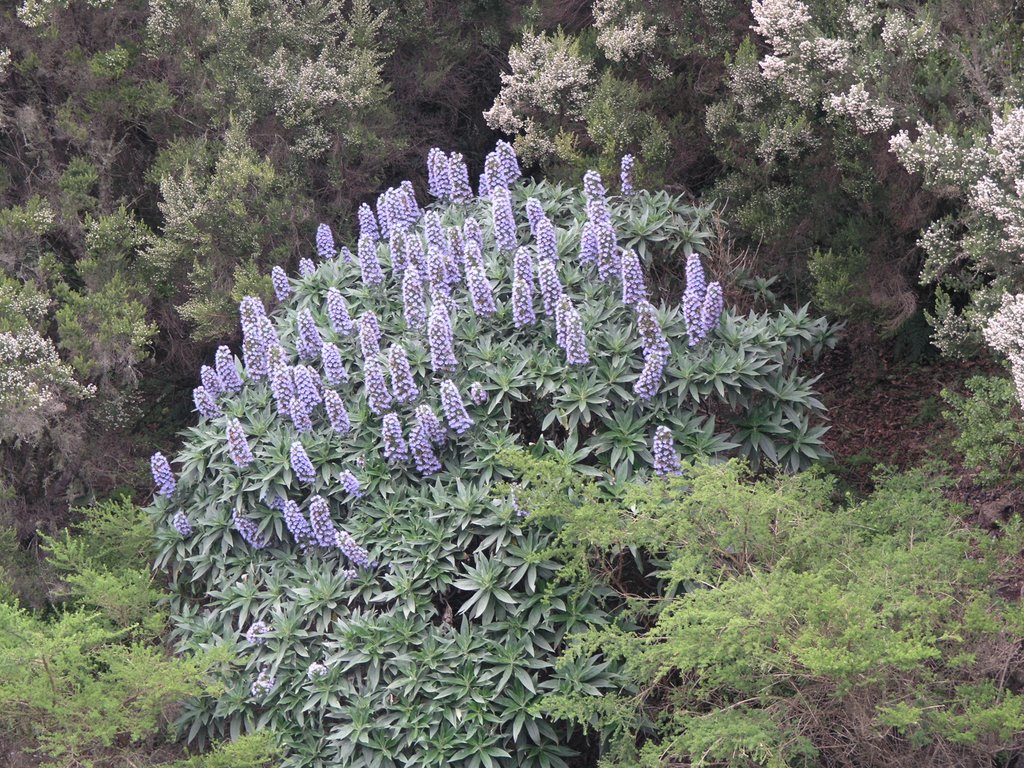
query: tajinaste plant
[
  {"left": 282, "top": 498, "right": 314, "bottom": 550},
  {"left": 633, "top": 349, "right": 668, "bottom": 401},
  {"left": 388, "top": 345, "right": 419, "bottom": 404},
  {"left": 268, "top": 358, "right": 295, "bottom": 418},
  {"left": 405, "top": 233, "right": 428, "bottom": 282},
  {"left": 651, "top": 426, "right": 682, "bottom": 477},
  {"left": 402, "top": 267, "right": 427, "bottom": 331},
  {"left": 291, "top": 441, "right": 317, "bottom": 485},
  {"left": 409, "top": 424, "right": 443, "bottom": 476},
  {"left": 338, "top": 530, "right": 372, "bottom": 568},
  {"left": 583, "top": 170, "right": 611, "bottom": 225},
  {"left": 491, "top": 186, "right": 518, "bottom": 253},
  {"left": 193, "top": 386, "right": 222, "bottom": 421},
  {"left": 298, "top": 258, "right": 315, "bottom": 278},
  {"left": 316, "top": 223, "right": 335, "bottom": 260},
  {"left": 512, "top": 248, "right": 536, "bottom": 328},
  {"left": 683, "top": 253, "right": 708, "bottom": 345},
  {"left": 439, "top": 379, "right": 474, "bottom": 434},
  {"left": 620, "top": 154, "right": 635, "bottom": 196},
  {"left": 324, "top": 390, "right": 351, "bottom": 434},
  {"left": 359, "top": 312, "right": 382, "bottom": 362},
  {"left": 340, "top": 246, "right": 353, "bottom": 264},
  {"left": 555, "top": 295, "right": 589, "bottom": 366},
  {"left": 272, "top": 266, "right": 290, "bottom": 301},
  {"left": 621, "top": 249, "right": 647, "bottom": 305},
  {"left": 245, "top": 620, "right": 270, "bottom": 645},
  {"left": 448, "top": 152, "right": 474, "bottom": 203},
  {"left": 292, "top": 365, "right": 322, "bottom": 412},
  {"left": 250, "top": 668, "right": 275, "bottom": 698},
  {"left": 339, "top": 469, "right": 361, "bottom": 497},
  {"left": 537, "top": 258, "right": 564, "bottom": 317},
  {"left": 525, "top": 197, "right": 546, "bottom": 236},
  {"left": 389, "top": 231, "right": 408, "bottom": 275},
  {"left": 595, "top": 222, "right": 620, "bottom": 283},
  {"left": 358, "top": 235, "right": 385, "bottom": 287},
  {"left": 171, "top": 510, "right": 192, "bottom": 537},
  {"left": 308, "top": 495, "right": 339, "bottom": 548},
  {"left": 701, "top": 282, "right": 724, "bottom": 339},
  {"left": 536, "top": 216, "right": 558, "bottom": 263},
  {"left": 326, "top": 288, "right": 353, "bottom": 336},
  {"left": 414, "top": 403, "right": 447, "bottom": 446},
  {"left": 465, "top": 261, "right": 498, "bottom": 318},
  {"left": 468, "top": 381, "right": 488, "bottom": 406},
  {"left": 239, "top": 296, "right": 270, "bottom": 379},
  {"left": 215, "top": 346, "right": 243, "bottom": 393},
  {"left": 307, "top": 662, "right": 329, "bottom": 679},
  {"left": 427, "top": 148, "right": 452, "bottom": 200},
  {"left": 296, "top": 309, "right": 323, "bottom": 360},
  {"left": 151, "top": 452, "right": 176, "bottom": 497},
  {"left": 232, "top": 508, "right": 266, "bottom": 549},
  {"left": 579, "top": 221, "right": 598, "bottom": 266},
  {"left": 463, "top": 217, "right": 484, "bottom": 255},
  {"left": 358, "top": 203, "right": 379, "bottom": 242},
  {"left": 381, "top": 412, "right": 409, "bottom": 463},
  {"left": 289, "top": 398, "right": 313, "bottom": 434},
  {"left": 226, "top": 418, "right": 254, "bottom": 467},
  {"left": 363, "top": 361, "right": 394, "bottom": 416},
  {"left": 200, "top": 365, "right": 224, "bottom": 398},
  {"left": 634, "top": 301, "right": 670, "bottom": 357},
  {"left": 321, "top": 343, "right": 348, "bottom": 386},
  {"left": 428, "top": 303, "right": 458, "bottom": 373}
]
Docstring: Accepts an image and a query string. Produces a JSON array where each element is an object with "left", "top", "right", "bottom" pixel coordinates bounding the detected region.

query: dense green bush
[
  {"left": 151, "top": 148, "right": 835, "bottom": 766},
  {"left": 943, "top": 375, "right": 1024, "bottom": 487},
  {"left": 509, "top": 456, "right": 1024, "bottom": 767}
]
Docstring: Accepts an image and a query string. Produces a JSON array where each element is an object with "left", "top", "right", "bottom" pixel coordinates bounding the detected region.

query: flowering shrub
[{"left": 150, "top": 143, "right": 836, "bottom": 766}]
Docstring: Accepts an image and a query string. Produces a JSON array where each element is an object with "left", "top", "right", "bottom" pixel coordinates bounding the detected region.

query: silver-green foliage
[{"left": 151, "top": 171, "right": 837, "bottom": 767}]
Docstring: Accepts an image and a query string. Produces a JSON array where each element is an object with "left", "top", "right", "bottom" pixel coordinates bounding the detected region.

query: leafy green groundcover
[
  {"left": 514, "top": 457, "right": 1024, "bottom": 767},
  {"left": 151, "top": 157, "right": 835, "bottom": 767}
]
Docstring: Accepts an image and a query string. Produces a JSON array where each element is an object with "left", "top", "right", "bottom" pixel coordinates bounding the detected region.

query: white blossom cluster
[
  {"left": 825, "top": 82, "right": 894, "bottom": 133},
  {"left": 593, "top": 0, "right": 658, "bottom": 63},
  {"left": 983, "top": 293, "right": 1024, "bottom": 407},
  {"left": 17, "top": 0, "right": 115, "bottom": 28},
  {"left": 484, "top": 31, "right": 594, "bottom": 163}
]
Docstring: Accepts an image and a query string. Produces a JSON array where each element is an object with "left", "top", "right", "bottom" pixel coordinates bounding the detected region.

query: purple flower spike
[
  {"left": 271, "top": 266, "right": 290, "bottom": 301},
  {"left": 683, "top": 253, "right": 707, "bottom": 343},
  {"left": 358, "top": 235, "right": 384, "bottom": 286},
  {"left": 448, "top": 152, "right": 474, "bottom": 202},
  {"left": 463, "top": 238, "right": 485, "bottom": 276},
  {"left": 555, "top": 296, "right": 589, "bottom": 366},
  {"left": 427, "top": 148, "right": 452, "bottom": 200},
  {"left": 326, "top": 288, "right": 353, "bottom": 335},
  {"left": 233, "top": 508, "right": 266, "bottom": 549},
  {"left": 426, "top": 247, "right": 450, "bottom": 296},
  {"left": 340, "top": 246, "right": 353, "bottom": 263},
  {"left": 299, "top": 258, "right": 316, "bottom": 278},
  {"left": 652, "top": 426, "right": 682, "bottom": 477},
  {"left": 415, "top": 403, "right": 447, "bottom": 446},
  {"left": 635, "top": 301, "right": 670, "bottom": 357},
  {"left": 404, "top": 232, "right": 428, "bottom": 280},
  {"left": 537, "top": 259, "right": 564, "bottom": 317},
  {"left": 250, "top": 669, "right": 275, "bottom": 697},
  {"left": 525, "top": 198, "right": 545, "bottom": 236},
  {"left": 324, "top": 390, "right": 351, "bottom": 434},
  {"left": 583, "top": 170, "right": 610, "bottom": 225},
  {"left": 495, "top": 140, "right": 521, "bottom": 187},
  {"left": 316, "top": 223, "right": 335, "bottom": 260},
  {"left": 200, "top": 364, "right": 224, "bottom": 398},
  {"left": 701, "top": 282, "right": 724, "bottom": 339},
  {"left": 381, "top": 412, "right": 409, "bottom": 463},
  {"left": 359, "top": 312, "right": 382, "bottom": 362},
  {"left": 427, "top": 304, "right": 458, "bottom": 374},
  {"left": 215, "top": 346, "right": 243, "bottom": 392},
  {"left": 535, "top": 217, "right": 557, "bottom": 263},
  {"left": 439, "top": 380, "right": 474, "bottom": 434},
  {"left": 281, "top": 498, "right": 314, "bottom": 550},
  {"left": 363, "top": 361, "right": 393, "bottom": 415},
  {"left": 339, "top": 469, "right": 361, "bottom": 497},
  {"left": 402, "top": 266, "right": 427, "bottom": 331},
  {"left": 621, "top": 249, "right": 647, "bottom": 305},
  {"left": 172, "top": 510, "right": 192, "bottom": 536},
  {"left": 292, "top": 365, "right": 323, "bottom": 412},
  {"left": 308, "top": 495, "right": 338, "bottom": 548},
  {"left": 633, "top": 349, "right": 668, "bottom": 401},
  {"left": 297, "top": 309, "right": 323, "bottom": 360},
  {"left": 620, "top": 154, "right": 635, "bottom": 196},
  {"left": 388, "top": 345, "right": 419, "bottom": 404},
  {"left": 193, "top": 386, "right": 222, "bottom": 420},
  {"left": 358, "top": 203, "right": 379, "bottom": 242},
  {"left": 269, "top": 359, "right": 294, "bottom": 418},
  {"left": 466, "top": 261, "right": 497, "bottom": 318},
  {"left": 322, "top": 343, "right": 348, "bottom": 386},
  {"left": 245, "top": 620, "right": 271, "bottom": 645},
  {"left": 491, "top": 186, "right": 518, "bottom": 253},
  {"left": 595, "top": 223, "right": 620, "bottom": 282},
  {"left": 291, "top": 441, "right": 317, "bottom": 485},
  {"left": 512, "top": 277, "right": 535, "bottom": 328},
  {"left": 579, "top": 221, "right": 598, "bottom": 266},
  {"left": 468, "top": 382, "right": 487, "bottom": 406},
  {"left": 409, "top": 424, "right": 443, "bottom": 476},
  {"left": 290, "top": 397, "right": 313, "bottom": 433},
  {"left": 338, "top": 530, "right": 372, "bottom": 568},
  {"left": 151, "top": 452, "right": 176, "bottom": 497},
  {"left": 227, "top": 419, "right": 254, "bottom": 467},
  {"left": 463, "top": 217, "right": 484, "bottom": 255}
]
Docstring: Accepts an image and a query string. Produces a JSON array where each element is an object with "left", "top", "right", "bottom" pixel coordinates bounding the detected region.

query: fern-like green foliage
[
  {"left": 150, "top": 155, "right": 836, "bottom": 767},
  {"left": 511, "top": 456, "right": 1024, "bottom": 767}
]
